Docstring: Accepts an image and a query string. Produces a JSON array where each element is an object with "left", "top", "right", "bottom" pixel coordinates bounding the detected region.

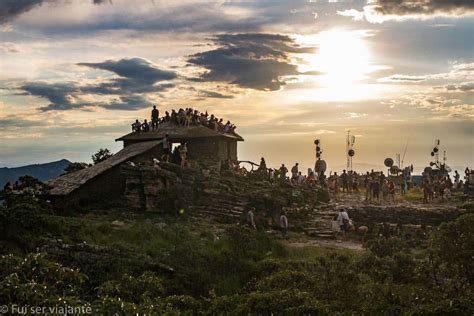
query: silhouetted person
[
  {"left": 132, "top": 119, "right": 141, "bottom": 133},
  {"left": 141, "top": 119, "right": 150, "bottom": 132},
  {"left": 151, "top": 105, "right": 159, "bottom": 129}
]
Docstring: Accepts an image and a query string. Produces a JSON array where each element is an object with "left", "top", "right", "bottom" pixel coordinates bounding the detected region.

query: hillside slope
[{"left": 0, "top": 159, "right": 71, "bottom": 186}]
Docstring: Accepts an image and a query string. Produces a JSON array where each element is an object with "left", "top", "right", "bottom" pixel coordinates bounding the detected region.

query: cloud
[
  {"left": 0, "top": 0, "right": 110, "bottom": 25},
  {"left": 78, "top": 58, "right": 176, "bottom": 83},
  {"left": 0, "top": 0, "right": 43, "bottom": 24},
  {"left": 19, "top": 82, "right": 91, "bottom": 111},
  {"left": 77, "top": 58, "right": 176, "bottom": 95},
  {"left": 378, "top": 74, "right": 427, "bottom": 83},
  {"left": 187, "top": 33, "right": 317, "bottom": 91},
  {"left": 364, "top": 0, "right": 474, "bottom": 23},
  {"left": 436, "top": 82, "right": 474, "bottom": 92},
  {"left": 0, "top": 115, "right": 47, "bottom": 130},
  {"left": 337, "top": 9, "right": 365, "bottom": 21},
  {"left": 14, "top": 57, "right": 177, "bottom": 111},
  {"left": 379, "top": 62, "right": 474, "bottom": 83},
  {"left": 101, "top": 95, "right": 151, "bottom": 111},
  {"left": 0, "top": 43, "right": 19, "bottom": 53},
  {"left": 199, "top": 90, "right": 234, "bottom": 99},
  {"left": 339, "top": 0, "right": 474, "bottom": 23}
]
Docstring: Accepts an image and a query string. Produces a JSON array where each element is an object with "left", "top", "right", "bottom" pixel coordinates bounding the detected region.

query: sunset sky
[{"left": 0, "top": 0, "right": 473, "bottom": 173}]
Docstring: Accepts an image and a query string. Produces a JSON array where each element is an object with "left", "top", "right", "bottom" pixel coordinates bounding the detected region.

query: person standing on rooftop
[{"left": 151, "top": 105, "right": 159, "bottom": 130}]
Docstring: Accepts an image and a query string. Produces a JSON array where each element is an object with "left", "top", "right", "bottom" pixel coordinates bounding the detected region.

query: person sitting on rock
[
  {"left": 132, "top": 119, "right": 141, "bottom": 133},
  {"left": 141, "top": 119, "right": 150, "bottom": 132}
]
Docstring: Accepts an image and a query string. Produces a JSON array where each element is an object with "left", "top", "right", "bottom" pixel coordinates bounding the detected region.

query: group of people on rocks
[
  {"left": 245, "top": 206, "right": 289, "bottom": 238},
  {"left": 234, "top": 159, "right": 472, "bottom": 204},
  {"left": 421, "top": 168, "right": 471, "bottom": 203},
  {"left": 250, "top": 159, "right": 325, "bottom": 187},
  {"left": 131, "top": 106, "right": 237, "bottom": 135},
  {"left": 246, "top": 205, "right": 365, "bottom": 241},
  {"left": 159, "top": 134, "right": 188, "bottom": 168}
]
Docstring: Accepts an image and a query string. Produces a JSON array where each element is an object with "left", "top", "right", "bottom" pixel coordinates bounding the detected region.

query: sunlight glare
[{"left": 298, "top": 30, "right": 375, "bottom": 100}]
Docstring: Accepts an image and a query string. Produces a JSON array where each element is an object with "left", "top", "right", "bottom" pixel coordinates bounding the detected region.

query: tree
[
  {"left": 92, "top": 148, "right": 113, "bottom": 165},
  {"left": 62, "top": 162, "right": 90, "bottom": 175}
]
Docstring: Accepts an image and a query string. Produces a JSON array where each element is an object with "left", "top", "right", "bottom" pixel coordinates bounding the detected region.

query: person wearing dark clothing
[
  {"left": 142, "top": 119, "right": 150, "bottom": 132},
  {"left": 341, "top": 170, "right": 349, "bottom": 192},
  {"left": 132, "top": 119, "right": 141, "bottom": 133},
  {"left": 151, "top": 105, "right": 159, "bottom": 130}
]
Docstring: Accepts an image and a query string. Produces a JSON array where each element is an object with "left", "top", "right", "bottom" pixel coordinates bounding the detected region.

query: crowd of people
[
  {"left": 421, "top": 168, "right": 471, "bottom": 203},
  {"left": 223, "top": 157, "right": 472, "bottom": 206},
  {"left": 131, "top": 106, "right": 238, "bottom": 135}
]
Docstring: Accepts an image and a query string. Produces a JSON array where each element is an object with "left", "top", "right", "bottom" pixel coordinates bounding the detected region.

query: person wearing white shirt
[{"left": 337, "top": 208, "right": 350, "bottom": 238}]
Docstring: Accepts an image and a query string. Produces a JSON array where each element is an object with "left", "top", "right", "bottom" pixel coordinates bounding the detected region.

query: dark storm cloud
[
  {"left": 188, "top": 33, "right": 317, "bottom": 91},
  {"left": 0, "top": 0, "right": 110, "bottom": 24},
  {"left": 78, "top": 58, "right": 176, "bottom": 94},
  {"left": 16, "top": 58, "right": 176, "bottom": 111},
  {"left": 0, "top": 0, "right": 43, "bottom": 24},
  {"left": 19, "top": 82, "right": 88, "bottom": 111},
  {"left": 367, "top": 0, "right": 474, "bottom": 17},
  {"left": 78, "top": 58, "right": 176, "bottom": 83}
]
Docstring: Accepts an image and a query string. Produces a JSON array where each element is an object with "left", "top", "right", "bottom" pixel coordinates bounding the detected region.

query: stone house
[
  {"left": 116, "top": 121, "right": 244, "bottom": 165},
  {"left": 47, "top": 123, "right": 244, "bottom": 206}
]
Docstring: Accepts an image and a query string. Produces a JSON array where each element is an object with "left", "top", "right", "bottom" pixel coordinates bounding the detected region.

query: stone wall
[{"left": 121, "top": 162, "right": 325, "bottom": 226}]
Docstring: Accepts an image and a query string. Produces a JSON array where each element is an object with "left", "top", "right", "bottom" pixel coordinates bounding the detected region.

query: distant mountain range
[{"left": 0, "top": 159, "right": 71, "bottom": 187}]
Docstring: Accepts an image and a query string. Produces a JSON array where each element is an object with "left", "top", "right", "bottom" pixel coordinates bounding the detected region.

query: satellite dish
[
  {"left": 384, "top": 158, "right": 394, "bottom": 168},
  {"left": 316, "top": 146, "right": 321, "bottom": 151},
  {"left": 314, "top": 139, "right": 320, "bottom": 145},
  {"left": 445, "top": 165, "right": 452, "bottom": 173},
  {"left": 348, "top": 149, "right": 355, "bottom": 157},
  {"left": 390, "top": 166, "right": 400, "bottom": 174},
  {"left": 433, "top": 147, "right": 439, "bottom": 153},
  {"left": 429, "top": 162, "right": 435, "bottom": 166},
  {"left": 431, "top": 152, "right": 435, "bottom": 156},
  {"left": 315, "top": 159, "right": 327, "bottom": 174}
]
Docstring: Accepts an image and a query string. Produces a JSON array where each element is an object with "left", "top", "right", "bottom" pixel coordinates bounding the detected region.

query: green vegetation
[
  {"left": 0, "top": 190, "right": 473, "bottom": 314},
  {"left": 91, "top": 148, "right": 114, "bottom": 165}
]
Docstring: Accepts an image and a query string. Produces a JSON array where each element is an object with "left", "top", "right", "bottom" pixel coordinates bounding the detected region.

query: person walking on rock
[
  {"left": 246, "top": 207, "right": 257, "bottom": 230},
  {"left": 337, "top": 208, "right": 350, "bottom": 239}
]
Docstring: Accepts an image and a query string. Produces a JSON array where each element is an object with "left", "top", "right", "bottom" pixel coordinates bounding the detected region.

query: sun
[
  {"left": 316, "top": 30, "right": 371, "bottom": 86},
  {"left": 296, "top": 30, "right": 376, "bottom": 101}
]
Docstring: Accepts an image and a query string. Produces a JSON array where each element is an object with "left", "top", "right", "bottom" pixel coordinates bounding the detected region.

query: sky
[{"left": 0, "top": 0, "right": 473, "bottom": 173}]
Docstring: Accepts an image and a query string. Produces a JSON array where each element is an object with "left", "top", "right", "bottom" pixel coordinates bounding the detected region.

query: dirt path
[{"left": 287, "top": 239, "right": 364, "bottom": 251}]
